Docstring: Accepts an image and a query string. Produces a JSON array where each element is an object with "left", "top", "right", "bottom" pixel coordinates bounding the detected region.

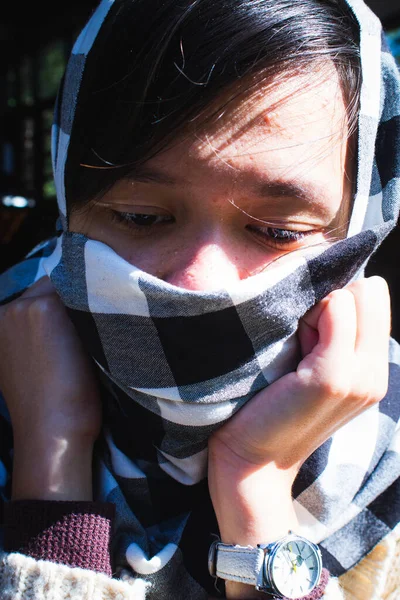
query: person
[{"left": 0, "top": 0, "right": 399, "bottom": 598}]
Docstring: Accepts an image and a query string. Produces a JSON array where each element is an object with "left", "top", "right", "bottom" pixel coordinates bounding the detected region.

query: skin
[
  {"left": 70, "top": 67, "right": 352, "bottom": 286},
  {"left": 0, "top": 65, "right": 391, "bottom": 599}
]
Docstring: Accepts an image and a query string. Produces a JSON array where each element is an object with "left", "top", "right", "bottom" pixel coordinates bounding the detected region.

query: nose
[{"left": 164, "top": 242, "right": 243, "bottom": 291}]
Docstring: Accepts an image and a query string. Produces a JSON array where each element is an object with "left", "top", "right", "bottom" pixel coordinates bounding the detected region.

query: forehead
[{"left": 149, "top": 63, "right": 349, "bottom": 182}]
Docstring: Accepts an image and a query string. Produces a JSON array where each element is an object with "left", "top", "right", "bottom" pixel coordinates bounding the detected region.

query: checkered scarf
[{"left": 1, "top": 0, "right": 400, "bottom": 597}]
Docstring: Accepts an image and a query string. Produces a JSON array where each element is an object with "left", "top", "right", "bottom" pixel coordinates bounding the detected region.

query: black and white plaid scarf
[{"left": 1, "top": 0, "right": 400, "bottom": 598}]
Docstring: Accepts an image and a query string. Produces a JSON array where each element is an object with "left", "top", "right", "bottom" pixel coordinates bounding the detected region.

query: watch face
[{"left": 265, "top": 535, "right": 322, "bottom": 599}]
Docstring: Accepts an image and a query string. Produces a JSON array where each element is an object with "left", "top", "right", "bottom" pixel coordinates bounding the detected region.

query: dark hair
[{"left": 65, "top": 0, "right": 361, "bottom": 211}]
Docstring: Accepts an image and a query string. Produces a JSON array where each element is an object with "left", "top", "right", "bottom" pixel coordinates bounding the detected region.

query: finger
[
  {"left": 346, "top": 276, "right": 391, "bottom": 355},
  {"left": 302, "top": 288, "right": 357, "bottom": 353},
  {"left": 297, "top": 317, "right": 319, "bottom": 358},
  {"left": 314, "top": 288, "right": 357, "bottom": 356},
  {"left": 298, "top": 289, "right": 357, "bottom": 384},
  {"left": 298, "top": 295, "right": 331, "bottom": 357},
  {"left": 346, "top": 277, "right": 390, "bottom": 401},
  {"left": 20, "top": 276, "right": 56, "bottom": 299}
]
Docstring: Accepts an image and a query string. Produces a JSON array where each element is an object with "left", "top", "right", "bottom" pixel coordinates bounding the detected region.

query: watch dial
[{"left": 268, "top": 537, "right": 321, "bottom": 599}]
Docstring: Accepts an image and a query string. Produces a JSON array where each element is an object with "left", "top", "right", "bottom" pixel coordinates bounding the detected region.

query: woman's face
[{"left": 70, "top": 66, "right": 353, "bottom": 291}]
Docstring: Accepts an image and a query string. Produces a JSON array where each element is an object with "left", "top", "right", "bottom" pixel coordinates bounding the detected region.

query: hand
[
  {"left": 208, "top": 277, "right": 390, "bottom": 597},
  {"left": 210, "top": 276, "right": 390, "bottom": 472},
  {"left": 0, "top": 276, "right": 102, "bottom": 500}
]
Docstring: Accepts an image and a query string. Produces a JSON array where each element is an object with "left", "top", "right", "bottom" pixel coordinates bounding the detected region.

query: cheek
[
  {"left": 69, "top": 206, "right": 102, "bottom": 236},
  {"left": 121, "top": 241, "right": 185, "bottom": 276},
  {"left": 69, "top": 205, "right": 185, "bottom": 273}
]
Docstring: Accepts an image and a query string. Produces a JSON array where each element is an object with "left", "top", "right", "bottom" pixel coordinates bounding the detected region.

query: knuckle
[
  {"left": 1, "top": 299, "right": 26, "bottom": 322},
  {"left": 326, "top": 288, "right": 354, "bottom": 305},
  {"left": 369, "top": 380, "right": 389, "bottom": 404},
  {"left": 316, "top": 376, "right": 350, "bottom": 400},
  {"left": 347, "top": 276, "right": 390, "bottom": 303},
  {"left": 28, "top": 295, "right": 57, "bottom": 314},
  {"left": 351, "top": 388, "right": 373, "bottom": 407},
  {"left": 350, "top": 378, "right": 388, "bottom": 407},
  {"left": 367, "top": 275, "right": 389, "bottom": 293},
  {"left": 368, "top": 277, "right": 391, "bottom": 306},
  {"left": 1, "top": 295, "right": 59, "bottom": 324}
]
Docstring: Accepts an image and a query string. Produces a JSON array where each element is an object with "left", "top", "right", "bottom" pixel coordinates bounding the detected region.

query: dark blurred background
[{"left": 0, "top": 0, "right": 399, "bottom": 338}]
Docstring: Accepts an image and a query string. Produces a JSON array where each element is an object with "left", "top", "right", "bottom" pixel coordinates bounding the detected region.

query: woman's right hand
[{"left": 0, "top": 276, "right": 102, "bottom": 501}]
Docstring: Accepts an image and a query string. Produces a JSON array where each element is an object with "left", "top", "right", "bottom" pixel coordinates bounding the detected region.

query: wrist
[
  {"left": 12, "top": 433, "right": 95, "bottom": 501},
  {"left": 208, "top": 439, "right": 298, "bottom": 545},
  {"left": 208, "top": 440, "right": 299, "bottom": 599},
  {"left": 214, "top": 490, "right": 299, "bottom": 599}
]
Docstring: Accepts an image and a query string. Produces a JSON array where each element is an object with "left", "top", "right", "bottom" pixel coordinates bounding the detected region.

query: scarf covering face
[{"left": 1, "top": 0, "right": 400, "bottom": 597}]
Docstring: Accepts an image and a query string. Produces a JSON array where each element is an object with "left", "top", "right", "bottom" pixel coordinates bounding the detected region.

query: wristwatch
[{"left": 208, "top": 531, "right": 322, "bottom": 599}]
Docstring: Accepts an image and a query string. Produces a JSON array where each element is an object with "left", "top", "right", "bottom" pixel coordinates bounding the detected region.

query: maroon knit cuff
[
  {"left": 282, "top": 568, "right": 330, "bottom": 600},
  {"left": 3, "top": 500, "right": 115, "bottom": 577}
]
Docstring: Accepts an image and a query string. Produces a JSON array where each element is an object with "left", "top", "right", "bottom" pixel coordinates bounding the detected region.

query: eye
[
  {"left": 248, "top": 225, "right": 315, "bottom": 246},
  {"left": 111, "top": 211, "right": 174, "bottom": 229}
]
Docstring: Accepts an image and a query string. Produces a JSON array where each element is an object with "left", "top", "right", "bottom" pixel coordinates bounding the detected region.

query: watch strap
[{"left": 214, "top": 543, "right": 265, "bottom": 587}]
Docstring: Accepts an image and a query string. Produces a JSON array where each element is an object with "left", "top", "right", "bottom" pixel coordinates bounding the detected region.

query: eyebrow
[
  {"left": 125, "top": 167, "right": 178, "bottom": 186},
  {"left": 125, "top": 166, "right": 332, "bottom": 218},
  {"left": 255, "top": 181, "right": 319, "bottom": 201}
]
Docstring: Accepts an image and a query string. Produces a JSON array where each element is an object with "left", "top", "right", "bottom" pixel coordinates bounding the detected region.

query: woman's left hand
[{"left": 208, "top": 276, "right": 390, "bottom": 582}]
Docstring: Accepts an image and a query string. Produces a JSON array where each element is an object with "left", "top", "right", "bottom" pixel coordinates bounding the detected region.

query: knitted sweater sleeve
[
  {"left": 0, "top": 555, "right": 342, "bottom": 600},
  {"left": 0, "top": 500, "right": 151, "bottom": 599},
  {"left": 0, "top": 552, "right": 151, "bottom": 600},
  {"left": 3, "top": 501, "right": 115, "bottom": 575},
  {"left": 0, "top": 552, "right": 344, "bottom": 600}
]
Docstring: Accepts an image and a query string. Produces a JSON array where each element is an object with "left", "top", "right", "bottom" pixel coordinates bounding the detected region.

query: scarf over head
[{"left": 1, "top": 0, "right": 400, "bottom": 597}]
